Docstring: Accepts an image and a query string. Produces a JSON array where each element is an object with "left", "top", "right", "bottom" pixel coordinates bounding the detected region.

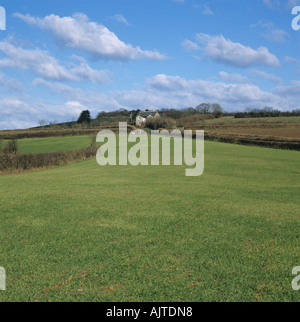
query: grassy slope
[
  {"left": 0, "top": 141, "right": 299, "bottom": 302},
  {"left": 5, "top": 136, "right": 92, "bottom": 154}
]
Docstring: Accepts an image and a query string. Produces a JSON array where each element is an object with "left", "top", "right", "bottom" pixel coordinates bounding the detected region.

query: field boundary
[
  {"left": 0, "top": 145, "right": 98, "bottom": 174},
  {"left": 203, "top": 131, "right": 300, "bottom": 150},
  {"left": 1, "top": 123, "right": 300, "bottom": 153},
  {"left": 0, "top": 126, "right": 135, "bottom": 140}
]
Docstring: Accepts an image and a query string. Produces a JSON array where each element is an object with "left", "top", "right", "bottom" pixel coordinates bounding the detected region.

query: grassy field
[
  {"left": 179, "top": 116, "right": 300, "bottom": 147},
  {"left": 2, "top": 136, "right": 92, "bottom": 154},
  {"left": 212, "top": 126, "right": 300, "bottom": 140},
  {"left": 204, "top": 116, "right": 300, "bottom": 123},
  {"left": 0, "top": 139, "right": 299, "bottom": 302}
]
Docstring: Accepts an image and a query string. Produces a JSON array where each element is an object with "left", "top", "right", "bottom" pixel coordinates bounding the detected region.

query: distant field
[
  {"left": 0, "top": 140, "right": 299, "bottom": 302},
  {"left": 180, "top": 116, "right": 300, "bottom": 146},
  {"left": 204, "top": 116, "right": 300, "bottom": 123},
  {"left": 2, "top": 136, "right": 92, "bottom": 154},
  {"left": 214, "top": 126, "right": 300, "bottom": 139}
]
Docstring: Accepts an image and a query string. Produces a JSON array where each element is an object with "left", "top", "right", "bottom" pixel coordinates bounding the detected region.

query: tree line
[{"left": 73, "top": 104, "right": 300, "bottom": 126}]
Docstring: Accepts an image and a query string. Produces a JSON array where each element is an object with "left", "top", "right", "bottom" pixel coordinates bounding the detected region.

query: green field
[
  {"left": 2, "top": 136, "right": 92, "bottom": 154},
  {"left": 0, "top": 139, "right": 299, "bottom": 302}
]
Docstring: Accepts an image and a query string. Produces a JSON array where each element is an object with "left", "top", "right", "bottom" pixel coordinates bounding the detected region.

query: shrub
[
  {"left": 146, "top": 116, "right": 176, "bottom": 130},
  {"left": 146, "top": 117, "right": 156, "bottom": 129},
  {"left": 161, "top": 117, "right": 176, "bottom": 129},
  {"left": 3, "top": 139, "right": 18, "bottom": 154}
]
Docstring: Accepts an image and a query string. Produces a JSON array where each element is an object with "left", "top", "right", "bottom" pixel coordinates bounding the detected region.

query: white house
[{"left": 136, "top": 110, "right": 160, "bottom": 126}]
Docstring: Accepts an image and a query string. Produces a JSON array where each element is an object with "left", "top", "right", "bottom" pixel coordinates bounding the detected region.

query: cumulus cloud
[
  {"left": 181, "top": 39, "right": 200, "bottom": 52},
  {"left": 273, "top": 80, "right": 300, "bottom": 96},
  {"left": 114, "top": 74, "right": 286, "bottom": 110},
  {"left": 250, "top": 70, "right": 282, "bottom": 83},
  {"left": 14, "top": 13, "right": 166, "bottom": 61},
  {"left": 218, "top": 71, "right": 249, "bottom": 83},
  {"left": 0, "top": 93, "right": 95, "bottom": 130},
  {"left": 4, "top": 72, "right": 299, "bottom": 130},
  {"left": 0, "top": 72, "right": 25, "bottom": 93},
  {"left": 32, "top": 78, "right": 121, "bottom": 111},
  {"left": 196, "top": 33, "right": 280, "bottom": 68},
  {"left": 35, "top": 74, "right": 295, "bottom": 115},
  {"left": 146, "top": 74, "right": 189, "bottom": 91},
  {"left": 0, "top": 40, "right": 109, "bottom": 83},
  {"left": 251, "top": 20, "right": 289, "bottom": 43},
  {"left": 285, "top": 56, "right": 300, "bottom": 72},
  {"left": 0, "top": 97, "right": 49, "bottom": 130},
  {"left": 0, "top": 40, "right": 111, "bottom": 83}
]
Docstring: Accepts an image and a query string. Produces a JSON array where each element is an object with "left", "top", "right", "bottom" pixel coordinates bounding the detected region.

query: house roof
[{"left": 138, "top": 111, "right": 159, "bottom": 118}]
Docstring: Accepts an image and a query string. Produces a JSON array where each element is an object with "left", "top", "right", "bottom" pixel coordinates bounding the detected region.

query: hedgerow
[{"left": 0, "top": 145, "right": 97, "bottom": 172}]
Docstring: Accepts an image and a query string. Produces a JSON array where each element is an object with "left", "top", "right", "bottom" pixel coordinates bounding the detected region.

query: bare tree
[
  {"left": 196, "top": 103, "right": 212, "bottom": 114},
  {"left": 211, "top": 104, "right": 223, "bottom": 118},
  {"left": 38, "top": 118, "right": 45, "bottom": 127}
]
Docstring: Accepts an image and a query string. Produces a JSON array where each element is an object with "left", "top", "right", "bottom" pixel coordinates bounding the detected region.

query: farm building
[{"left": 136, "top": 110, "right": 160, "bottom": 126}]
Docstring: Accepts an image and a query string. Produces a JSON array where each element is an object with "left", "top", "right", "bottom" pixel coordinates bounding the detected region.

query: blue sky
[{"left": 0, "top": 0, "right": 300, "bottom": 129}]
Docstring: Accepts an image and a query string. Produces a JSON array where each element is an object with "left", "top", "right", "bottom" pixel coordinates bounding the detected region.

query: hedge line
[
  {"left": 0, "top": 145, "right": 98, "bottom": 172},
  {"left": 0, "top": 126, "right": 135, "bottom": 140},
  {"left": 203, "top": 132, "right": 300, "bottom": 151}
]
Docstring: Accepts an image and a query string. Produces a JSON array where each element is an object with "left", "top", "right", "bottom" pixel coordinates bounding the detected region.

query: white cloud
[
  {"left": 34, "top": 74, "right": 295, "bottom": 115},
  {"left": 4, "top": 71, "right": 299, "bottom": 130},
  {"left": 0, "top": 97, "right": 46, "bottom": 130},
  {"left": 201, "top": 5, "right": 214, "bottom": 15},
  {"left": 32, "top": 78, "right": 121, "bottom": 111},
  {"left": 218, "top": 71, "right": 249, "bottom": 83},
  {"left": 285, "top": 56, "right": 300, "bottom": 72},
  {"left": 273, "top": 80, "right": 300, "bottom": 96},
  {"left": 14, "top": 13, "right": 166, "bottom": 61},
  {"left": 263, "top": 0, "right": 298, "bottom": 10},
  {"left": 146, "top": 74, "right": 189, "bottom": 91},
  {"left": 181, "top": 39, "right": 200, "bottom": 52},
  {"left": 110, "top": 14, "right": 130, "bottom": 26},
  {"left": 116, "top": 74, "right": 286, "bottom": 110},
  {"left": 285, "top": 56, "right": 299, "bottom": 63},
  {"left": 251, "top": 20, "right": 289, "bottom": 43},
  {"left": 191, "top": 3, "right": 214, "bottom": 14},
  {"left": 263, "top": 0, "right": 279, "bottom": 9},
  {"left": 0, "top": 119, "right": 36, "bottom": 130},
  {"left": 250, "top": 70, "right": 282, "bottom": 83},
  {"left": 196, "top": 33, "right": 280, "bottom": 68},
  {"left": 265, "top": 28, "right": 289, "bottom": 43},
  {"left": 0, "top": 93, "right": 93, "bottom": 130},
  {"left": 0, "top": 72, "right": 25, "bottom": 93},
  {"left": 0, "top": 40, "right": 111, "bottom": 83}
]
